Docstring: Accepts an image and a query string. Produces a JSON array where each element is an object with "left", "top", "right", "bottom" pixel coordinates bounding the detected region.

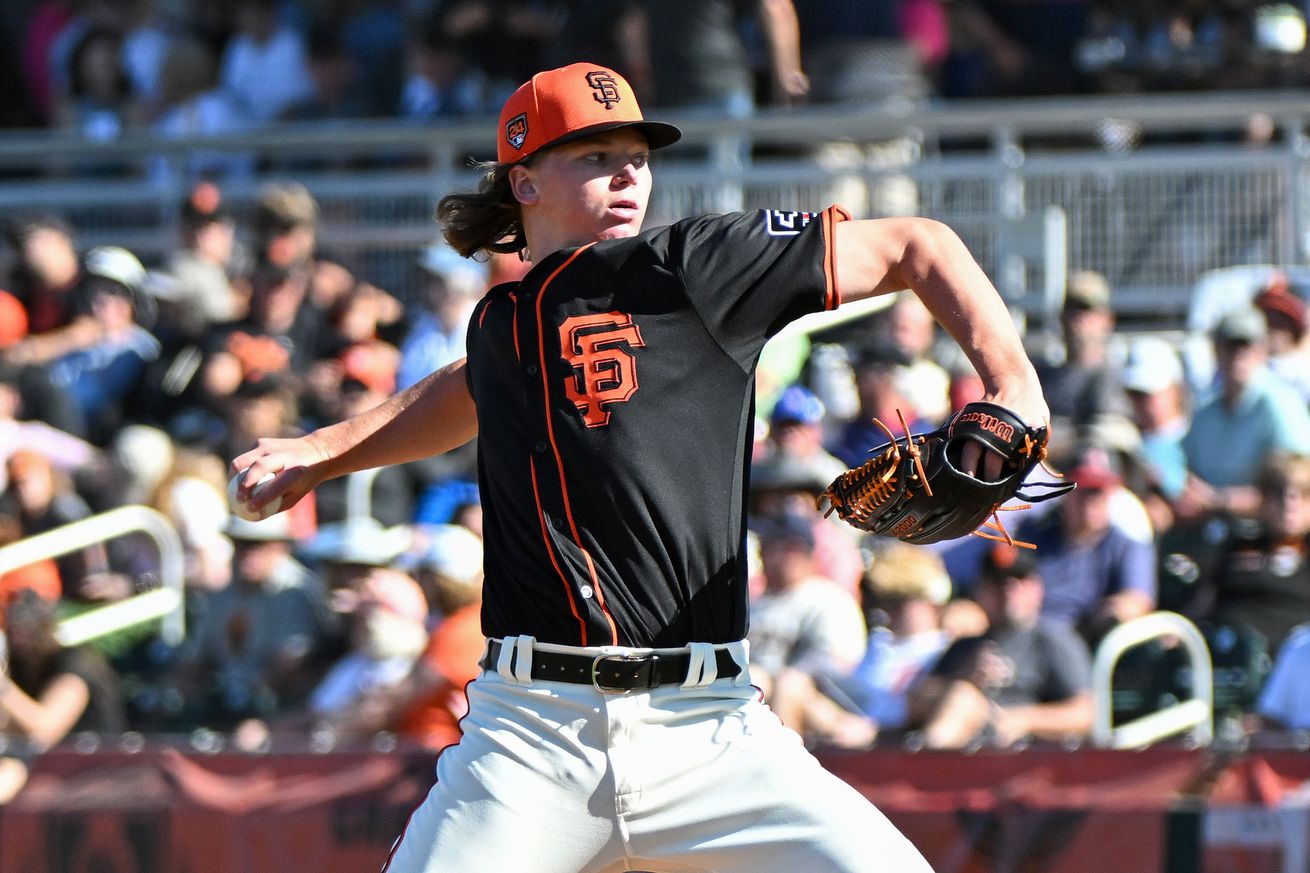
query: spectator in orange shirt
[{"left": 393, "top": 523, "right": 485, "bottom": 750}]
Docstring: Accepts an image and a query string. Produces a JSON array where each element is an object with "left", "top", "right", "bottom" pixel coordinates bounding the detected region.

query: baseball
[{"left": 227, "top": 470, "right": 282, "bottom": 522}]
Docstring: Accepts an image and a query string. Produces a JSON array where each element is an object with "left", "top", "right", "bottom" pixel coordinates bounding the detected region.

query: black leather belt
[{"left": 480, "top": 639, "right": 743, "bottom": 693}]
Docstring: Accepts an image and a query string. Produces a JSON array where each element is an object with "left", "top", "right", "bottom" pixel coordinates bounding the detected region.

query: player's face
[{"left": 524, "top": 129, "right": 652, "bottom": 247}]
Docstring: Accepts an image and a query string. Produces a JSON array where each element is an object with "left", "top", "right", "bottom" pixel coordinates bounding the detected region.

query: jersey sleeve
[{"left": 653, "top": 205, "right": 850, "bottom": 368}]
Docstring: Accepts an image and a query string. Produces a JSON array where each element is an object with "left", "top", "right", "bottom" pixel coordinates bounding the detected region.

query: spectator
[
  {"left": 0, "top": 514, "right": 62, "bottom": 608},
  {"left": 427, "top": 0, "right": 562, "bottom": 98},
  {"left": 253, "top": 181, "right": 321, "bottom": 270},
  {"left": 148, "top": 446, "right": 233, "bottom": 592},
  {"left": 0, "top": 360, "right": 100, "bottom": 496},
  {"left": 1253, "top": 277, "right": 1310, "bottom": 406},
  {"left": 301, "top": 516, "right": 414, "bottom": 597},
  {"left": 1014, "top": 447, "right": 1157, "bottom": 646},
  {"left": 0, "top": 450, "right": 104, "bottom": 600},
  {"left": 1181, "top": 306, "right": 1310, "bottom": 521},
  {"left": 635, "top": 0, "right": 807, "bottom": 113},
  {"left": 166, "top": 510, "right": 334, "bottom": 730},
  {"left": 748, "top": 511, "right": 867, "bottom": 694},
  {"left": 389, "top": 523, "right": 487, "bottom": 750},
  {"left": 941, "top": 0, "right": 1093, "bottom": 98},
  {"left": 1194, "top": 452, "right": 1310, "bottom": 661},
  {"left": 398, "top": 14, "right": 491, "bottom": 121},
  {"left": 0, "top": 589, "right": 127, "bottom": 801},
  {"left": 1035, "top": 269, "right": 1132, "bottom": 461},
  {"left": 828, "top": 344, "right": 927, "bottom": 469},
  {"left": 396, "top": 240, "right": 487, "bottom": 392},
  {"left": 227, "top": 260, "right": 329, "bottom": 376},
  {"left": 46, "top": 247, "right": 160, "bottom": 445},
  {"left": 4, "top": 214, "right": 82, "bottom": 337},
  {"left": 284, "top": 521, "right": 484, "bottom": 750},
  {"left": 875, "top": 293, "right": 952, "bottom": 424},
  {"left": 761, "top": 384, "right": 846, "bottom": 477},
  {"left": 116, "top": 0, "right": 182, "bottom": 116},
  {"left": 310, "top": 349, "right": 451, "bottom": 527},
  {"left": 1255, "top": 622, "right": 1310, "bottom": 732},
  {"left": 795, "top": 0, "right": 935, "bottom": 105},
  {"left": 290, "top": 21, "right": 368, "bottom": 121},
  {"left": 53, "top": 27, "right": 139, "bottom": 145},
  {"left": 1121, "top": 335, "right": 1190, "bottom": 507},
  {"left": 150, "top": 40, "right": 253, "bottom": 183},
  {"left": 215, "top": 375, "right": 299, "bottom": 481},
  {"left": 153, "top": 183, "right": 244, "bottom": 346},
  {"left": 303, "top": 567, "right": 429, "bottom": 734},
  {"left": 749, "top": 449, "right": 864, "bottom": 596},
  {"left": 751, "top": 384, "right": 862, "bottom": 593},
  {"left": 9, "top": 243, "right": 153, "bottom": 380},
  {"left": 19, "top": 0, "right": 79, "bottom": 125},
  {"left": 219, "top": 0, "right": 316, "bottom": 123},
  {"left": 212, "top": 375, "right": 318, "bottom": 541},
  {"left": 911, "top": 544, "right": 1095, "bottom": 750},
  {"left": 334, "top": 0, "right": 409, "bottom": 119},
  {"left": 769, "top": 543, "right": 956, "bottom": 749}
]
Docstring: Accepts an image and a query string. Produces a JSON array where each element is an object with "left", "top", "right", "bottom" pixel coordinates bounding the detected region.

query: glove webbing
[{"left": 818, "top": 410, "right": 929, "bottom": 526}]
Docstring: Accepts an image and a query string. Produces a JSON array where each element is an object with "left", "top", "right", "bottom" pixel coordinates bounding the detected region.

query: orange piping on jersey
[
  {"left": 478, "top": 298, "right": 491, "bottom": 329},
  {"left": 535, "top": 244, "right": 620, "bottom": 646},
  {"left": 530, "top": 455, "right": 588, "bottom": 644},
  {"left": 822, "top": 205, "right": 853, "bottom": 311}
]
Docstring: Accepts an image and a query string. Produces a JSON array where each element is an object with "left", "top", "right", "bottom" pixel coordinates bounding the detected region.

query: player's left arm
[{"left": 832, "top": 217, "right": 1049, "bottom": 452}]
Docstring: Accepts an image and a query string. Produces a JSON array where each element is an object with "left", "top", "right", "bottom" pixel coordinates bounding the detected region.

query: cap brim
[{"left": 528, "top": 120, "right": 682, "bottom": 162}]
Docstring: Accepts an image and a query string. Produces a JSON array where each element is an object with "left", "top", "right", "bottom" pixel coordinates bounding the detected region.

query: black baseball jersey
[{"left": 466, "top": 206, "right": 850, "bottom": 647}]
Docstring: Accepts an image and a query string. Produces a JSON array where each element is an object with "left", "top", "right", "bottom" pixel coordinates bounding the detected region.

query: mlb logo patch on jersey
[{"left": 764, "top": 210, "right": 816, "bottom": 236}]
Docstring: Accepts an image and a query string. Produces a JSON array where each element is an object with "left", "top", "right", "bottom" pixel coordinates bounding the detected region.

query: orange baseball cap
[{"left": 497, "top": 63, "right": 681, "bottom": 164}]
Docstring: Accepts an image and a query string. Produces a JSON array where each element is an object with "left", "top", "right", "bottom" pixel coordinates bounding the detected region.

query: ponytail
[{"left": 437, "top": 161, "right": 526, "bottom": 258}]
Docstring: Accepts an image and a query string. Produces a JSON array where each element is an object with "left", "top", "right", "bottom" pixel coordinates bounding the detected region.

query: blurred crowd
[
  {"left": 2, "top": 0, "right": 1310, "bottom": 137},
  {"left": 4, "top": 175, "right": 1310, "bottom": 791},
  {"left": 0, "top": 179, "right": 517, "bottom": 799},
  {"left": 1, "top": 0, "right": 1310, "bottom": 808}
]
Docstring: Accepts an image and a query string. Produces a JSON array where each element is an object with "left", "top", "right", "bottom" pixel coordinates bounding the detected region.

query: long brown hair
[{"left": 436, "top": 161, "right": 525, "bottom": 258}]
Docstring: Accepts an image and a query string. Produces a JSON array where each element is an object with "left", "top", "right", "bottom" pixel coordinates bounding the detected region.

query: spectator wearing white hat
[
  {"left": 5, "top": 244, "right": 154, "bottom": 366},
  {"left": 1121, "top": 335, "right": 1190, "bottom": 504},
  {"left": 339, "top": 523, "right": 486, "bottom": 751},
  {"left": 46, "top": 246, "right": 160, "bottom": 444}
]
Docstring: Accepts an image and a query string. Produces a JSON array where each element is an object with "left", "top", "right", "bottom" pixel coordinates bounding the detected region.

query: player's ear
[{"left": 508, "top": 165, "right": 539, "bottom": 206}]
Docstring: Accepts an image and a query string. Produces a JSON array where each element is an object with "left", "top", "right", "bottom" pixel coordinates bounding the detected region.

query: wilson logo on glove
[{"left": 817, "top": 401, "right": 1075, "bottom": 547}]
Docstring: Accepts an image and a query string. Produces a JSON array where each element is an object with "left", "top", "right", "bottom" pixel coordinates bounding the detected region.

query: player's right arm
[{"left": 230, "top": 357, "right": 477, "bottom": 514}]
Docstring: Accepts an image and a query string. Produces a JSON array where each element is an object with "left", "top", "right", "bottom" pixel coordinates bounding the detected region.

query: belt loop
[
  {"left": 681, "top": 642, "right": 717, "bottom": 689},
  {"left": 495, "top": 636, "right": 519, "bottom": 682},
  {"left": 513, "top": 635, "right": 536, "bottom": 684},
  {"left": 729, "top": 640, "right": 752, "bottom": 686}
]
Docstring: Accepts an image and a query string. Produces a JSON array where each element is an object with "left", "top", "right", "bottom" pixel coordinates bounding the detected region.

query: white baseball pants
[{"left": 382, "top": 636, "right": 932, "bottom": 873}]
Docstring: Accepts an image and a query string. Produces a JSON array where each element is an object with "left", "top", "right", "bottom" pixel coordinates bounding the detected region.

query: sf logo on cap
[
  {"left": 506, "top": 113, "right": 528, "bottom": 151},
  {"left": 586, "top": 71, "right": 621, "bottom": 109}
]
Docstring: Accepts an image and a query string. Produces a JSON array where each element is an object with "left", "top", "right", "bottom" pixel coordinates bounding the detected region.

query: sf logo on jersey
[
  {"left": 586, "top": 71, "right": 622, "bottom": 109},
  {"left": 559, "top": 312, "right": 645, "bottom": 427}
]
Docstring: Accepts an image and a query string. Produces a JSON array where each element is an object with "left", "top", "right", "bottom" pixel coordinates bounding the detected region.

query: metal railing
[
  {"left": 1091, "top": 611, "right": 1214, "bottom": 750},
  {"left": 0, "top": 506, "right": 185, "bottom": 647},
  {"left": 0, "top": 90, "right": 1306, "bottom": 324}
]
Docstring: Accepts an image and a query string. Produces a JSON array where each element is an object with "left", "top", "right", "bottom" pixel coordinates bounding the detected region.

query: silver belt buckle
[{"left": 591, "top": 653, "right": 655, "bottom": 694}]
